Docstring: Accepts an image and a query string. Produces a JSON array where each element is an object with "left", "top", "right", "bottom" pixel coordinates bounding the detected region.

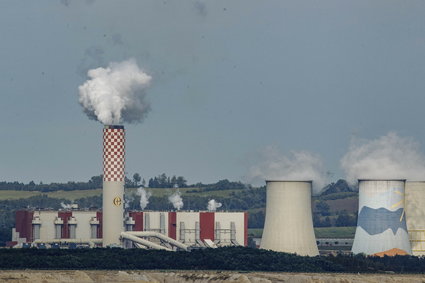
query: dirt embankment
[{"left": 0, "top": 270, "right": 424, "bottom": 283}]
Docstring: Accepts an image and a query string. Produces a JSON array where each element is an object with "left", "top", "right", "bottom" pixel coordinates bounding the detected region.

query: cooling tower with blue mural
[{"left": 351, "top": 180, "right": 412, "bottom": 256}]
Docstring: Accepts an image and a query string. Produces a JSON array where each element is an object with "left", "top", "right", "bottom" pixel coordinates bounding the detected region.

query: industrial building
[
  {"left": 351, "top": 180, "right": 412, "bottom": 256},
  {"left": 405, "top": 181, "right": 425, "bottom": 256},
  {"left": 10, "top": 210, "right": 248, "bottom": 249},
  {"left": 260, "top": 180, "right": 319, "bottom": 256}
]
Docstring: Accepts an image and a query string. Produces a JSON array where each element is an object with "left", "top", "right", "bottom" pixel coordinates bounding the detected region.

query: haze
[{"left": 1, "top": 1, "right": 425, "bottom": 185}]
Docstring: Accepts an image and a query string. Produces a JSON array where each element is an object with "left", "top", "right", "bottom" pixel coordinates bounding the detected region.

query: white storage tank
[{"left": 260, "top": 180, "right": 319, "bottom": 256}]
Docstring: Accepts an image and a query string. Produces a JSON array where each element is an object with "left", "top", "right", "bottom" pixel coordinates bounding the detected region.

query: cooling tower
[
  {"left": 405, "top": 181, "right": 425, "bottom": 256},
  {"left": 351, "top": 180, "right": 411, "bottom": 256},
  {"left": 102, "top": 125, "right": 125, "bottom": 247},
  {"left": 260, "top": 180, "right": 319, "bottom": 256}
]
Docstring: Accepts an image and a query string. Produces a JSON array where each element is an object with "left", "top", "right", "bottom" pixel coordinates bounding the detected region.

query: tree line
[{"left": 0, "top": 247, "right": 424, "bottom": 273}]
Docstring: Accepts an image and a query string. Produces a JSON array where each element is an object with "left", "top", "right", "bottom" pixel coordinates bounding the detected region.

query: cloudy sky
[{"left": 1, "top": 0, "right": 425, "bottom": 185}]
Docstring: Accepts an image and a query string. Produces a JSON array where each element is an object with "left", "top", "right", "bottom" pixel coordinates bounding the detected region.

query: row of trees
[
  {"left": 0, "top": 173, "right": 255, "bottom": 192},
  {"left": 147, "top": 174, "right": 187, "bottom": 188},
  {"left": 0, "top": 173, "right": 189, "bottom": 191},
  {"left": 0, "top": 176, "right": 103, "bottom": 192},
  {"left": 0, "top": 247, "right": 424, "bottom": 273}
]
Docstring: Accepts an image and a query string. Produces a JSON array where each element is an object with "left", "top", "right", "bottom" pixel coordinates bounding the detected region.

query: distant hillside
[
  {"left": 320, "top": 179, "right": 356, "bottom": 195},
  {"left": 0, "top": 179, "right": 362, "bottom": 246}
]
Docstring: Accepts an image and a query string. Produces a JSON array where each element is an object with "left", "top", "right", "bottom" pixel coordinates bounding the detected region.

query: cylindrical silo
[
  {"left": 351, "top": 180, "right": 411, "bottom": 256},
  {"left": 102, "top": 125, "right": 125, "bottom": 247},
  {"left": 405, "top": 181, "right": 425, "bottom": 256},
  {"left": 260, "top": 180, "right": 319, "bottom": 256}
]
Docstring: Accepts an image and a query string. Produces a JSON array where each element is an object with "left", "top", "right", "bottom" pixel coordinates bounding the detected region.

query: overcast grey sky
[{"left": 1, "top": 0, "right": 425, "bottom": 185}]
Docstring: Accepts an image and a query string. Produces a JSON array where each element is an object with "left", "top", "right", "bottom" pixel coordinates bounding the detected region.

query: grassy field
[
  {"left": 248, "top": 226, "right": 356, "bottom": 239},
  {"left": 0, "top": 189, "right": 104, "bottom": 201},
  {"left": 125, "top": 187, "right": 243, "bottom": 198},
  {"left": 0, "top": 190, "right": 40, "bottom": 200},
  {"left": 47, "top": 189, "right": 103, "bottom": 200},
  {"left": 0, "top": 187, "right": 243, "bottom": 201},
  {"left": 314, "top": 226, "right": 356, "bottom": 238}
]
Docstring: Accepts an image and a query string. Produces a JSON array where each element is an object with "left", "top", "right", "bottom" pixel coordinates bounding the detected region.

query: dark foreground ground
[
  {"left": 1, "top": 247, "right": 424, "bottom": 273},
  {"left": 1, "top": 270, "right": 425, "bottom": 283}
]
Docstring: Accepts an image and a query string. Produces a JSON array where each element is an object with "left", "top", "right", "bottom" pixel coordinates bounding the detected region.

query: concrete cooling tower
[
  {"left": 405, "top": 181, "right": 425, "bottom": 256},
  {"left": 102, "top": 125, "right": 125, "bottom": 247},
  {"left": 351, "top": 180, "right": 412, "bottom": 256},
  {"left": 260, "top": 180, "right": 319, "bottom": 256}
]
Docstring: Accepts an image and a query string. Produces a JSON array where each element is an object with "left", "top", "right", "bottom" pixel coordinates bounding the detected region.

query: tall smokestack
[
  {"left": 351, "top": 180, "right": 412, "bottom": 256},
  {"left": 260, "top": 180, "right": 319, "bottom": 256},
  {"left": 102, "top": 125, "right": 125, "bottom": 247}
]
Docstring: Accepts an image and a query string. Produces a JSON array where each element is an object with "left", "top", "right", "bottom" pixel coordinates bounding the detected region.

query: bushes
[{"left": 0, "top": 247, "right": 424, "bottom": 273}]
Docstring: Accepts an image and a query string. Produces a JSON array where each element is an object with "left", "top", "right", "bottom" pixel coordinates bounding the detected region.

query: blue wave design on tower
[{"left": 357, "top": 207, "right": 407, "bottom": 235}]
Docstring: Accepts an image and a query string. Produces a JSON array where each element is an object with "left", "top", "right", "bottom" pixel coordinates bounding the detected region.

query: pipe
[
  {"left": 120, "top": 232, "right": 172, "bottom": 251},
  {"left": 124, "top": 231, "right": 189, "bottom": 251}
]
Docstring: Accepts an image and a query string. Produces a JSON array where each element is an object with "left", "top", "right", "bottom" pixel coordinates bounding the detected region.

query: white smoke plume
[
  {"left": 248, "top": 146, "right": 327, "bottom": 194},
  {"left": 169, "top": 190, "right": 184, "bottom": 210},
  {"left": 207, "top": 199, "right": 222, "bottom": 211},
  {"left": 78, "top": 59, "right": 152, "bottom": 125},
  {"left": 341, "top": 132, "right": 425, "bottom": 184},
  {"left": 136, "top": 188, "right": 151, "bottom": 210},
  {"left": 124, "top": 194, "right": 134, "bottom": 209},
  {"left": 60, "top": 202, "right": 72, "bottom": 209}
]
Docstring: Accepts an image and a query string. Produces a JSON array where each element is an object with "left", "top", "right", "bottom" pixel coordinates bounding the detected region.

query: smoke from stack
[
  {"left": 341, "top": 132, "right": 425, "bottom": 184},
  {"left": 169, "top": 190, "right": 184, "bottom": 210},
  {"left": 248, "top": 146, "right": 326, "bottom": 194},
  {"left": 207, "top": 199, "right": 222, "bottom": 211},
  {"left": 124, "top": 194, "right": 133, "bottom": 209},
  {"left": 60, "top": 202, "right": 72, "bottom": 209},
  {"left": 78, "top": 59, "right": 152, "bottom": 125},
  {"left": 137, "top": 188, "right": 151, "bottom": 210}
]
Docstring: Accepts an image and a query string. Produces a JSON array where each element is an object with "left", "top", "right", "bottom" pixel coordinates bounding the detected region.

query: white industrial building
[{"left": 11, "top": 210, "right": 247, "bottom": 249}]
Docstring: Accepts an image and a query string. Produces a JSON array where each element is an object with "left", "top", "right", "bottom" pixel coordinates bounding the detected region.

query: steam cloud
[
  {"left": 136, "top": 188, "right": 152, "bottom": 210},
  {"left": 248, "top": 146, "right": 327, "bottom": 194},
  {"left": 207, "top": 199, "right": 222, "bottom": 211},
  {"left": 124, "top": 194, "right": 134, "bottom": 209},
  {"left": 169, "top": 190, "right": 184, "bottom": 210},
  {"left": 78, "top": 59, "right": 152, "bottom": 125},
  {"left": 60, "top": 202, "right": 77, "bottom": 209},
  {"left": 60, "top": 202, "right": 72, "bottom": 209},
  {"left": 341, "top": 132, "right": 425, "bottom": 183}
]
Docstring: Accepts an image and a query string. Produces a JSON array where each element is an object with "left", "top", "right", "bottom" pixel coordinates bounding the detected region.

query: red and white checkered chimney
[{"left": 102, "top": 125, "right": 125, "bottom": 247}]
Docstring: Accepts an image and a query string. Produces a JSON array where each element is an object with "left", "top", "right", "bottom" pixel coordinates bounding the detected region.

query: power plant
[
  {"left": 9, "top": 124, "right": 425, "bottom": 256},
  {"left": 405, "top": 181, "right": 425, "bottom": 256},
  {"left": 11, "top": 210, "right": 247, "bottom": 249},
  {"left": 351, "top": 180, "right": 412, "bottom": 256},
  {"left": 260, "top": 180, "right": 319, "bottom": 256},
  {"left": 9, "top": 125, "right": 248, "bottom": 250}
]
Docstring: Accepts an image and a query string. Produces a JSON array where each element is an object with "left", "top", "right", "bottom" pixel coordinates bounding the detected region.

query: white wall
[
  {"left": 215, "top": 212, "right": 245, "bottom": 246},
  {"left": 176, "top": 212, "right": 199, "bottom": 243},
  {"left": 73, "top": 211, "right": 96, "bottom": 240},
  {"left": 144, "top": 212, "right": 168, "bottom": 234},
  {"left": 38, "top": 211, "right": 56, "bottom": 241}
]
